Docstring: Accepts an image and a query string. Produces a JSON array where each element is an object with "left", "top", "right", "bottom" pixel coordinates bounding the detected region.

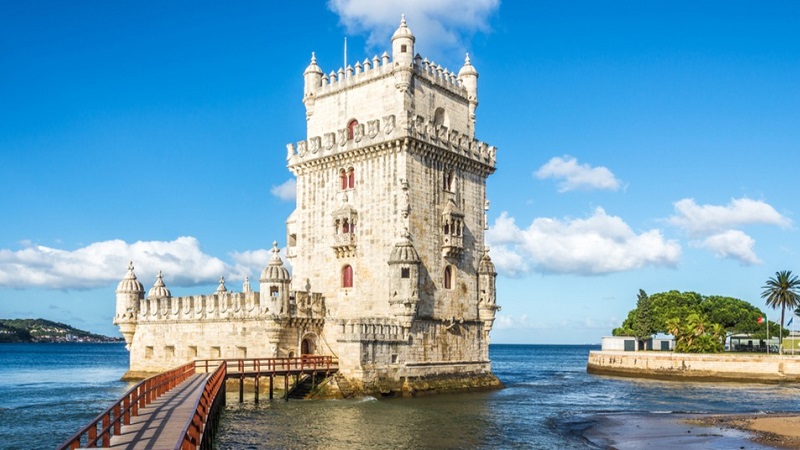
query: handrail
[
  {"left": 177, "top": 361, "right": 227, "bottom": 450},
  {"left": 196, "top": 355, "right": 337, "bottom": 374},
  {"left": 58, "top": 356, "right": 338, "bottom": 450},
  {"left": 57, "top": 361, "right": 197, "bottom": 450}
]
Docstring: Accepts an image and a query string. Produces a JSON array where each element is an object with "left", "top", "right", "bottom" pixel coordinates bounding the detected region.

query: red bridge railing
[
  {"left": 178, "top": 360, "right": 227, "bottom": 450},
  {"left": 57, "top": 356, "right": 338, "bottom": 449},
  {"left": 57, "top": 361, "right": 197, "bottom": 449},
  {"left": 197, "top": 355, "right": 336, "bottom": 376}
]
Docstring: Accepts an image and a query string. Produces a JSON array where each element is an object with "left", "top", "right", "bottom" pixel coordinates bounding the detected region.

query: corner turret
[
  {"left": 303, "top": 52, "right": 324, "bottom": 118},
  {"left": 457, "top": 54, "right": 479, "bottom": 126},
  {"left": 114, "top": 262, "right": 144, "bottom": 349},
  {"left": 392, "top": 15, "right": 415, "bottom": 90},
  {"left": 260, "top": 241, "right": 291, "bottom": 316},
  {"left": 387, "top": 229, "right": 421, "bottom": 327},
  {"left": 477, "top": 248, "right": 500, "bottom": 339}
]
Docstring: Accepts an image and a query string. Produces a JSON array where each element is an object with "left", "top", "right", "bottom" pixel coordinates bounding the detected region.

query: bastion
[{"left": 113, "top": 17, "right": 503, "bottom": 396}]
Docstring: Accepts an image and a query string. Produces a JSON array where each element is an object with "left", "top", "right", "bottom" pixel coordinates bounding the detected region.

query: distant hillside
[{"left": 0, "top": 318, "right": 123, "bottom": 343}]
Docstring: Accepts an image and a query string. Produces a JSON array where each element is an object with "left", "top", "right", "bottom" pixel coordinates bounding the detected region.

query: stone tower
[{"left": 285, "top": 17, "right": 500, "bottom": 393}]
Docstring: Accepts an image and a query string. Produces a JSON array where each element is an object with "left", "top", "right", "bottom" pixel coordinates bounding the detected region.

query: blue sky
[{"left": 1, "top": 1, "right": 798, "bottom": 344}]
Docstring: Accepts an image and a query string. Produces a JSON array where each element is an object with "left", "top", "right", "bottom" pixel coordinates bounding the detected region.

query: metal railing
[{"left": 57, "top": 361, "right": 197, "bottom": 449}]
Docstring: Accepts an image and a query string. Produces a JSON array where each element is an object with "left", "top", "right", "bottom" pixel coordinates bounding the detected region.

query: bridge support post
[
  {"left": 239, "top": 376, "right": 244, "bottom": 403},
  {"left": 284, "top": 375, "right": 289, "bottom": 401},
  {"left": 254, "top": 375, "right": 260, "bottom": 404},
  {"left": 269, "top": 374, "right": 274, "bottom": 400}
]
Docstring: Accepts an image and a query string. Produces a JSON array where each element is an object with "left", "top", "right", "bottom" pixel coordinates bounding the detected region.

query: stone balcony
[{"left": 442, "top": 235, "right": 463, "bottom": 258}]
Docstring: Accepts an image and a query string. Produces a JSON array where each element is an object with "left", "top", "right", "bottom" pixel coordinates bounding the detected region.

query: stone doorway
[{"left": 301, "top": 335, "right": 316, "bottom": 355}]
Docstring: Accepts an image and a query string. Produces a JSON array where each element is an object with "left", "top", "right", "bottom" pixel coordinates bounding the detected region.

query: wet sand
[
  {"left": 688, "top": 414, "right": 800, "bottom": 449},
  {"left": 582, "top": 412, "right": 784, "bottom": 449}
]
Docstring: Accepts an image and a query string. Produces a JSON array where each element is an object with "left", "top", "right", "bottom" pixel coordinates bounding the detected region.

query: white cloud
[
  {"left": 328, "top": 0, "right": 499, "bottom": 61},
  {"left": 534, "top": 155, "right": 622, "bottom": 192},
  {"left": 667, "top": 197, "right": 790, "bottom": 265},
  {"left": 486, "top": 209, "right": 681, "bottom": 276},
  {"left": 695, "top": 230, "right": 761, "bottom": 265},
  {"left": 669, "top": 197, "right": 791, "bottom": 236},
  {"left": 0, "top": 237, "right": 260, "bottom": 290},
  {"left": 271, "top": 178, "right": 296, "bottom": 201},
  {"left": 230, "top": 249, "right": 271, "bottom": 280}
]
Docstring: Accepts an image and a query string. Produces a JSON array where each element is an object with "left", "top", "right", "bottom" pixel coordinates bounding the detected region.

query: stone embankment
[{"left": 587, "top": 350, "right": 800, "bottom": 382}]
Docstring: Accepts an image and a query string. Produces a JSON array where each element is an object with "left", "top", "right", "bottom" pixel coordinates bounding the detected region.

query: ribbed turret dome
[
  {"left": 260, "top": 241, "right": 290, "bottom": 282},
  {"left": 388, "top": 230, "right": 420, "bottom": 264},
  {"left": 458, "top": 53, "right": 478, "bottom": 78},
  {"left": 391, "top": 15, "right": 415, "bottom": 42},
  {"left": 147, "top": 271, "right": 171, "bottom": 299},
  {"left": 304, "top": 52, "right": 323, "bottom": 75},
  {"left": 116, "top": 261, "right": 144, "bottom": 293},
  {"left": 478, "top": 250, "right": 496, "bottom": 274}
]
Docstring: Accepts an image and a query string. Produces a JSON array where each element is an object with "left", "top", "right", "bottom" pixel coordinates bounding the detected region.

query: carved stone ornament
[
  {"left": 297, "top": 140, "right": 308, "bottom": 157},
  {"left": 338, "top": 129, "right": 348, "bottom": 147},
  {"left": 323, "top": 132, "right": 335, "bottom": 150},
  {"left": 367, "top": 119, "right": 379, "bottom": 138},
  {"left": 383, "top": 115, "right": 395, "bottom": 134},
  {"left": 354, "top": 123, "right": 364, "bottom": 142},
  {"left": 286, "top": 143, "right": 296, "bottom": 160},
  {"left": 310, "top": 136, "right": 321, "bottom": 154}
]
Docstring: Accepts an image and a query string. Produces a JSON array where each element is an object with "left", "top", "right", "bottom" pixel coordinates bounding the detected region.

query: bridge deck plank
[{"left": 103, "top": 373, "right": 209, "bottom": 450}]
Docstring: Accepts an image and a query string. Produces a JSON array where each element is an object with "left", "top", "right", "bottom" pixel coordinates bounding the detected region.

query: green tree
[
  {"left": 761, "top": 270, "right": 800, "bottom": 354},
  {"left": 631, "top": 289, "right": 656, "bottom": 349}
]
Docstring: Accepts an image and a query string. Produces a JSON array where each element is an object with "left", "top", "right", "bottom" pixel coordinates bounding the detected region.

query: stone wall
[{"left": 587, "top": 350, "right": 800, "bottom": 382}]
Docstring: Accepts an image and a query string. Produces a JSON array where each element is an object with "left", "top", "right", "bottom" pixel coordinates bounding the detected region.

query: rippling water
[{"left": 3, "top": 343, "right": 800, "bottom": 449}]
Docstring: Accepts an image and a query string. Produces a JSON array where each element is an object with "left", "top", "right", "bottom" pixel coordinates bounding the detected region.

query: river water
[{"left": 1, "top": 343, "right": 799, "bottom": 449}]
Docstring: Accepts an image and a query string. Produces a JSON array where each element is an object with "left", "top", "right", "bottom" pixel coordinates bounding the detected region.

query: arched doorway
[{"left": 301, "top": 335, "right": 316, "bottom": 356}]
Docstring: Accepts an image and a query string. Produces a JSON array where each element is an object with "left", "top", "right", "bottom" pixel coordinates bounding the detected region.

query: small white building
[{"left": 601, "top": 336, "right": 674, "bottom": 351}]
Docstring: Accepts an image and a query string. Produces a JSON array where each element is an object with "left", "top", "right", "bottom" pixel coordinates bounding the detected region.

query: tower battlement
[{"left": 306, "top": 54, "right": 471, "bottom": 104}]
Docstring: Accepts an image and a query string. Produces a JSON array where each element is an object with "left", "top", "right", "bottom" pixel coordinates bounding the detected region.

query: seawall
[{"left": 587, "top": 350, "right": 800, "bottom": 383}]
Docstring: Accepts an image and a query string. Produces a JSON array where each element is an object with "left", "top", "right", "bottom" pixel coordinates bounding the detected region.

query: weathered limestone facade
[{"left": 114, "top": 18, "right": 501, "bottom": 395}]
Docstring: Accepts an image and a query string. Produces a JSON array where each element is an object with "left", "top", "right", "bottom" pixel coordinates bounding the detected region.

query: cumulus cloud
[
  {"left": 328, "top": 0, "right": 499, "bottom": 61},
  {"left": 486, "top": 209, "right": 681, "bottom": 276},
  {"left": 0, "top": 237, "right": 264, "bottom": 290},
  {"left": 534, "top": 155, "right": 621, "bottom": 192},
  {"left": 667, "top": 197, "right": 790, "bottom": 265},
  {"left": 669, "top": 197, "right": 790, "bottom": 236},
  {"left": 271, "top": 178, "right": 297, "bottom": 201},
  {"left": 695, "top": 230, "right": 761, "bottom": 265}
]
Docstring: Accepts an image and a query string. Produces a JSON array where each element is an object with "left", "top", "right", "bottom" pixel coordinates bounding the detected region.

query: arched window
[
  {"left": 347, "top": 119, "right": 358, "bottom": 140},
  {"left": 342, "top": 219, "right": 350, "bottom": 234},
  {"left": 444, "top": 266, "right": 453, "bottom": 290},
  {"left": 342, "top": 265, "right": 353, "bottom": 288},
  {"left": 347, "top": 167, "right": 355, "bottom": 189},
  {"left": 340, "top": 169, "right": 347, "bottom": 190}
]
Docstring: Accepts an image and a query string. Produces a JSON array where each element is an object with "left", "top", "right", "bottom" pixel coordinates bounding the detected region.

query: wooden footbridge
[{"left": 58, "top": 356, "right": 337, "bottom": 449}]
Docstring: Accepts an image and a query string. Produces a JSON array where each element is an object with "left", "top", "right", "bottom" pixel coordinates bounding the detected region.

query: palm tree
[{"left": 761, "top": 270, "right": 800, "bottom": 354}]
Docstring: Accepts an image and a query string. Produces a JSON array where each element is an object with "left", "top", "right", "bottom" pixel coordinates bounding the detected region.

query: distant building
[
  {"left": 114, "top": 17, "right": 501, "bottom": 396},
  {"left": 601, "top": 336, "right": 674, "bottom": 351}
]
